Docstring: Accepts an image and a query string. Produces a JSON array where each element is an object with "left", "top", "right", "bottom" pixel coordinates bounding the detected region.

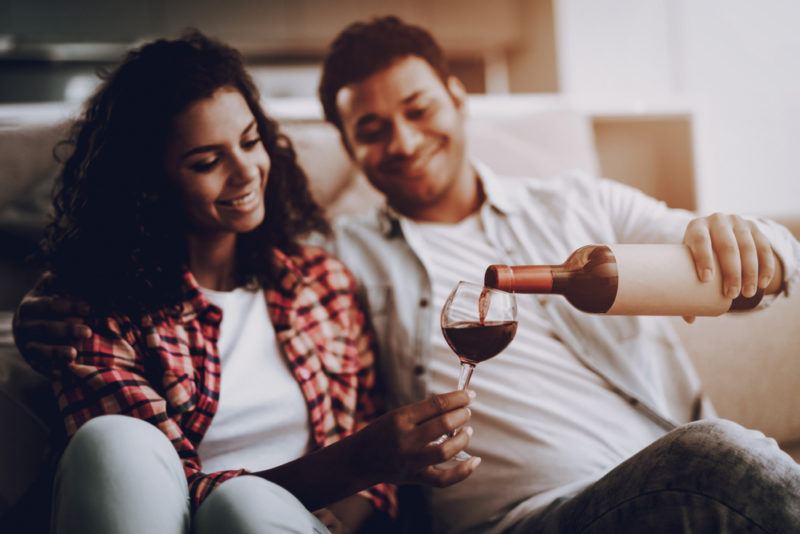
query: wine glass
[{"left": 438, "top": 280, "right": 517, "bottom": 461}]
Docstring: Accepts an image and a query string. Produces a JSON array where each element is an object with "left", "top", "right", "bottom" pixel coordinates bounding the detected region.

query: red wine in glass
[
  {"left": 442, "top": 320, "right": 518, "bottom": 365},
  {"left": 437, "top": 281, "right": 517, "bottom": 462}
]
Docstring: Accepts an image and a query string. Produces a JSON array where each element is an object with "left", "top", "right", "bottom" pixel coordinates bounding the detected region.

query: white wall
[
  {"left": 678, "top": 0, "right": 800, "bottom": 218},
  {"left": 554, "top": 0, "right": 800, "bottom": 218}
]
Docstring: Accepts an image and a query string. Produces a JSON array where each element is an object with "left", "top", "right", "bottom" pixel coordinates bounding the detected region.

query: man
[{"left": 16, "top": 17, "right": 800, "bottom": 533}]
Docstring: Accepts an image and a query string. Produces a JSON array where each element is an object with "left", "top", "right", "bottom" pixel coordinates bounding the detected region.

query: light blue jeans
[
  {"left": 51, "top": 415, "right": 329, "bottom": 534},
  {"left": 509, "top": 419, "right": 800, "bottom": 533}
]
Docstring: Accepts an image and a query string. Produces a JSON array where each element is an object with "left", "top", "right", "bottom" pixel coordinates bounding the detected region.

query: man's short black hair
[{"left": 319, "top": 16, "right": 450, "bottom": 134}]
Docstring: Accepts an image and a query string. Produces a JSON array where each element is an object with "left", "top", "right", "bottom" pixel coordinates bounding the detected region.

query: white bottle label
[{"left": 607, "top": 244, "right": 731, "bottom": 316}]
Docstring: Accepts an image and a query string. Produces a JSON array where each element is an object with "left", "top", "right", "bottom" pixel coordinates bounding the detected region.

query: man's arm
[
  {"left": 12, "top": 272, "right": 92, "bottom": 372},
  {"left": 594, "top": 177, "right": 798, "bottom": 312}
]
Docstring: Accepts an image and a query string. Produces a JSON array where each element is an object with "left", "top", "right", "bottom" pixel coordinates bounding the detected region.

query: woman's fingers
[
  {"left": 417, "top": 455, "right": 482, "bottom": 488},
  {"left": 415, "top": 407, "right": 472, "bottom": 446},
  {"left": 419, "top": 425, "right": 473, "bottom": 465},
  {"left": 403, "top": 390, "right": 474, "bottom": 425}
]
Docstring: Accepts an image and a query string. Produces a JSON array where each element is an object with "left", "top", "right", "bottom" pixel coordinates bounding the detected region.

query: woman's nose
[{"left": 230, "top": 154, "right": 261, "bottom": 184}]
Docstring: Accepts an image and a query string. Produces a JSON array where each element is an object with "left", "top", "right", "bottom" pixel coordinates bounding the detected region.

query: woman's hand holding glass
[{"left": 351, "top": 390, "right": 481, "bottom": 487}]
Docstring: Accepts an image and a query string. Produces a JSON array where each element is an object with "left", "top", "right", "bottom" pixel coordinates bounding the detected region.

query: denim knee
[
  {"left": 54, "top": 415, "right": 190, "bottom": 534},
  {"left": 665, "top": 419, "right": 785, "bottom": 473},
  {"left": 651, "top": 419, "right": 800, "bottom": 531},
  {"left": 63, "top": 415, "right": 178, "bottom": 471},
  {"left": 194, "top": 476, "right": 327, "bottom": 534}
]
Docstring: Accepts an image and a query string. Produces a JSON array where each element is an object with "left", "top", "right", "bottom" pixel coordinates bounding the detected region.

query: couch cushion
[
  {"left": 673, "top": 289, "right": 800, "bottom": 449},
  {"left": 0, "top": 312, "right": 54, "bottom": 516}
]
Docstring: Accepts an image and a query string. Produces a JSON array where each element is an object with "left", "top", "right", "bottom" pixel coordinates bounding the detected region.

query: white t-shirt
[
  {"left": 196, "top": 287, "right": 311, "bottom": 473},
  {"left": 405, "top": 210, "right": 667, "bottom": 532}
]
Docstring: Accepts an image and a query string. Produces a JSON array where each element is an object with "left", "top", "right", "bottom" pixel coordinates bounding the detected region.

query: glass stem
[
  {"left": 457, "top": 362, "right": 475, "bottom": 391},
  {"left": 447, "top": 362, "right": 475, "bottom": 439}
]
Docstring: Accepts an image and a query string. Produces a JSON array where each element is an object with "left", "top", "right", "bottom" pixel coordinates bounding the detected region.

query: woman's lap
[{"left": 53, "top": 415, "right": 326, "bottom": 534}]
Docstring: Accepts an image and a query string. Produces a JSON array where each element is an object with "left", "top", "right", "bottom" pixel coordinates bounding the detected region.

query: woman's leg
[
  {"left": 194, "top": 475, "right": 330, "bottom": 534},
  {"left": 52, "top": 415, "right": 190, "bottom": 534}
]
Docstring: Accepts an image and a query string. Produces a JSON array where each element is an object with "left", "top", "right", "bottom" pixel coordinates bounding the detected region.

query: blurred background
[
  {"left": 1, "top": 0, "right": 799, "bottom": 306},
  {"left": 3, "top": 0, "right": 800, "bottom": 212}
]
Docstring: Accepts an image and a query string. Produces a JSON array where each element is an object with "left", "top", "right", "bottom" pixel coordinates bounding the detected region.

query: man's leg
[
  {"left": 193, "top": 475, "right": 330, "bottom": 534},
  {"left": 510, "top": 419, "right": 800, "bottom": 534},
  {"left": 52, "top": 415, "right": 190, "bottom": 534}
]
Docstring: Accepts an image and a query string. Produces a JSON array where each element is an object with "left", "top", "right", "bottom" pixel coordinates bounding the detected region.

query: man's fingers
[
  {"left": 418, "top": 456, "right": 481, "bottom": 488},
  {"left": 405, "top": 390, "right": 474, "bottom": 425},
  {"left": 25, "top": 341, "right": 77, "bottom": 365},
  {"left": 18, "top": 295, "right": 91, "bottom": 320},
  {"left": 750, "top": 222, "right": 776, "bottom": 290},
  {"left": 708, "top": 215, "right": 742, "bottom": 299},
  {"left": 682, "top": 315, "right": 696, "bottom": 324},
  {"left": 683, "top": 219, "right": 714, "bottom": 282},
  {"left": 732, "top": 218, "right": 759, "bottom": 298},
  {"left": 20, "top": 319, "right": 91, "bottom": 343}
]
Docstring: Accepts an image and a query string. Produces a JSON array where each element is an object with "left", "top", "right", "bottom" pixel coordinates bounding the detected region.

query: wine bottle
[{"left": 484, "top": 244, "right": 764, "bottom": 316}]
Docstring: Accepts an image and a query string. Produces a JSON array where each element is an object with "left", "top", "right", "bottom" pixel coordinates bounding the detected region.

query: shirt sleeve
[
  {"left": 52, "top": 315, "right": 246, "bottom": 510},
  {"left": 595, "top": 176, "right": 694, "bottom": 244},
  {"left": 595, "top": 176, "right": 800, "bottom": 302}
]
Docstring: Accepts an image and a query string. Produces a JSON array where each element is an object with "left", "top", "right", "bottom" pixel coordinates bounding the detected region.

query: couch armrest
[{"left": 672, "top": 290, "right": 800, "bottom": 449}]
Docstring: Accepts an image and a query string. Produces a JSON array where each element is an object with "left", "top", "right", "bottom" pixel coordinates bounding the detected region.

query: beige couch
[{"left": 1, "top": 100, "right": 798, "bottom": 526}]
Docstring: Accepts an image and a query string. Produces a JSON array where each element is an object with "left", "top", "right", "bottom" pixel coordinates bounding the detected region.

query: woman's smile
[{"left": 216, "top": 189, "right": 260, "bottom": 210}]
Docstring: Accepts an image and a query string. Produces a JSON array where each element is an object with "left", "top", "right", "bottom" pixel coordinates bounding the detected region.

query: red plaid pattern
[{"left": 52, "top": 246, "right": 396, "bottom": 514}]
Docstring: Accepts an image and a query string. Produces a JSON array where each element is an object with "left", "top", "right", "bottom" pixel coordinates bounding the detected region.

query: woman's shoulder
[{"left": 285, "top": 245, "right": 358, "bottom": 292}]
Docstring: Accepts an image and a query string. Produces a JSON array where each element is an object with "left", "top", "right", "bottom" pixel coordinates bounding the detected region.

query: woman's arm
[{"left": 254, "top": 388, "right": 476, "bottom": 511}]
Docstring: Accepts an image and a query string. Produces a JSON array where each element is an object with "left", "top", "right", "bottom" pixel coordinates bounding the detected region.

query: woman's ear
[{"left": 447, "top": 76, "right": 467, "bottom": 109}]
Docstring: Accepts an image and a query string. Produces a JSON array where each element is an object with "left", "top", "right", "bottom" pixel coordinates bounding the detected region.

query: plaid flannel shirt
[{"left": 50, "top": 246, "right": 396, "bottom": 514}]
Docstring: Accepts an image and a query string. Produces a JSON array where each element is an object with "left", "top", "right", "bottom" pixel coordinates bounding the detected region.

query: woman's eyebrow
[
  {"left": 241, "top": 119, "right": 256, "bottom": 136},
  {"left": 181, "top": 120, "right": 257, "bottom": 159}
]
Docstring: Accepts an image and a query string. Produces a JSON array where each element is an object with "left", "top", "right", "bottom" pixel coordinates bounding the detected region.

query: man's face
[{"left": 335, "top": 55, "right": 470, "bottom": 219}]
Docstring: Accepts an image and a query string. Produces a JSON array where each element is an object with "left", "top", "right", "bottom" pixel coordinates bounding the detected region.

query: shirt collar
[
  {"left": 376, "top": 158, "right": 520, "bottom": 236},
  {"left": 472, "top": 159, "right": 521, "bottom": 215},
  {"left": 173, "top": 247, "right": 308, "bottom": 324}
]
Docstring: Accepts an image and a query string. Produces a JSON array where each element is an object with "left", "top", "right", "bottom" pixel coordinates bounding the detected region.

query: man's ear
[
  {"left": 339, "top": 129, "right": 356, "bottom": 160},
  {"left": 447, "top": 76, "right": 467, "bottom": 109}
]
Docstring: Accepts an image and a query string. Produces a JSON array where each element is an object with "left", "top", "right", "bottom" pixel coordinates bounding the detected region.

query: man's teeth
[{"left": 220, "top": 191, "right": 256, "bottom": 206}]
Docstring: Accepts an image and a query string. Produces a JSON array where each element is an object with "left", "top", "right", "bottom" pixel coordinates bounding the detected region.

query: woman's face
[{"left": 164, "top": 87, "right": 270, "bottom": 238}]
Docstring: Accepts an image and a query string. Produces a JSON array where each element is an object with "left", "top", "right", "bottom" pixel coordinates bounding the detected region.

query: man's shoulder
[
  {"left": 497, "top": 168, "right": 600, "bottom": 192},
  {"left": 486, "top": 167, "right": 604, "bottom": 211}
]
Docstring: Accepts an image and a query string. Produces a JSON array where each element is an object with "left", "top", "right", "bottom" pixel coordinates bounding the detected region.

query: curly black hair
[
  {"left": 41, "top": 31, "right": 329, "bottom": 316},
  {"left": 319, "top": 16, "right": 450, "bottom": 139}
]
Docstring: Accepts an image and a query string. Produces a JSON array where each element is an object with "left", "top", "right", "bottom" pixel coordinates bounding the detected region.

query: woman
[{"left": 34, "top": 31, "right": 478, "bottom": 534}]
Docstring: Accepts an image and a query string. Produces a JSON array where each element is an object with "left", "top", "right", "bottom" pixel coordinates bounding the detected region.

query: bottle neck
[{"left": 485, "top": 264, "right": 555, "bottom": 294}]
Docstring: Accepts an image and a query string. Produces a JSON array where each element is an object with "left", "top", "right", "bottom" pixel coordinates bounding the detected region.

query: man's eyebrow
[
  {"left": 181, "top": 119, "right": 257, "bottom": 159},
  {"left": 401, "top": 90, "right": 423, "bottom": 104},
  {"left": 354, "top": 92, "right": 425, "bottom": 130}
]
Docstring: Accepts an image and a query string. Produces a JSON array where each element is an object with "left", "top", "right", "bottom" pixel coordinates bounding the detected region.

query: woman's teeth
[{"left": 219, "top": 190, "right": 256, "bottom": 207}]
